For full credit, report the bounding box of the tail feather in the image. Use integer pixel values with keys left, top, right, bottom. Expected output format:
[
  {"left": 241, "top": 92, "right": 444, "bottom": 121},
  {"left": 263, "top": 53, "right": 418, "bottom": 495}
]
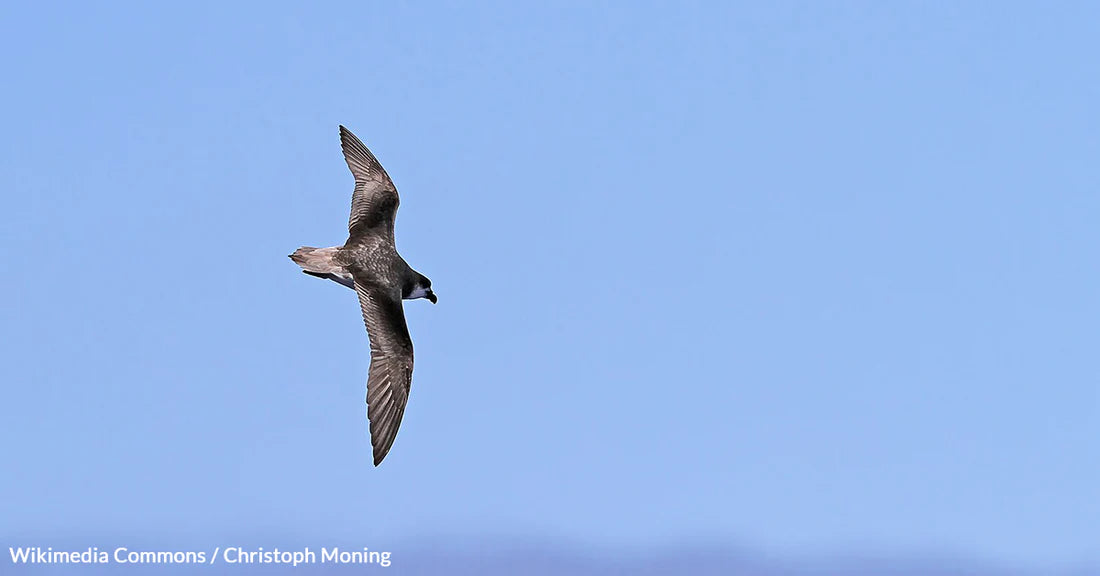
[{"left": 289, "top": 246, "right": 354, "bottom": 289}]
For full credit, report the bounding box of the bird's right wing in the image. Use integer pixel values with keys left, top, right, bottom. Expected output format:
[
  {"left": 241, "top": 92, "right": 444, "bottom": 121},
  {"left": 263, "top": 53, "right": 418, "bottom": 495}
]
[
  {"left": 340, "top": 125, "right": 400, "bottom": 239},
  {"left": 353, "top": 279, "right": 414, "bottom": 466}
]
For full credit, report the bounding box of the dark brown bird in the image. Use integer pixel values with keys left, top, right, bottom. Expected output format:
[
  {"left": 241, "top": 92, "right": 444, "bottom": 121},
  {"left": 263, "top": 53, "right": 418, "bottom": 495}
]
[{"left": 290, "top": 126, "right": 436, "bottom": 466}]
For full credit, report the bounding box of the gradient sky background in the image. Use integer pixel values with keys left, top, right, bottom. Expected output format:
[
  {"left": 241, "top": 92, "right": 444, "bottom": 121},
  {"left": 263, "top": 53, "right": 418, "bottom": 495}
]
[{"left": 1, "top": 1, "right": 1097, "bottom": 572}]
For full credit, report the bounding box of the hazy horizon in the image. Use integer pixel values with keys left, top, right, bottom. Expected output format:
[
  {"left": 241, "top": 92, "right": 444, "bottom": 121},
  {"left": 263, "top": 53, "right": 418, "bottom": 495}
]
[{"left": 3, "top": 534, "right": 1096, "bottom": 575}]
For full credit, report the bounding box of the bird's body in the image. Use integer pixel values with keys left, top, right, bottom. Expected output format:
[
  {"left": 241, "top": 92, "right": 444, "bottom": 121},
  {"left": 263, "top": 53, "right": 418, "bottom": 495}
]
[{"left": 290, "top": 126, "right": 436, "bottom": 466}]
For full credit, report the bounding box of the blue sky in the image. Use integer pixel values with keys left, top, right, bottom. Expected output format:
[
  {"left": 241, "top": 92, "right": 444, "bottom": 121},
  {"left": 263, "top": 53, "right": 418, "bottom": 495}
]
[{"left": 1, "top": 1, "right": 1097, "bottom": 572}]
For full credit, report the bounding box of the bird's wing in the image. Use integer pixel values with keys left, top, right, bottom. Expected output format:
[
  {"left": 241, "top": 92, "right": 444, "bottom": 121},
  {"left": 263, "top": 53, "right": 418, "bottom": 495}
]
[
  {"left": 353, "top": 278, "right": 414, "bottom": 466},
  {"left": 340, "top": 125, "right": 400, "bottom": 239}
]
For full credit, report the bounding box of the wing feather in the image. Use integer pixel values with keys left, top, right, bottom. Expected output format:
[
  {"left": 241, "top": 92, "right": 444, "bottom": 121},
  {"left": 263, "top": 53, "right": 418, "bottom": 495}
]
[
  {"left": 340, "top": 125, "right": 400, "bottom": 238},
  {"left": 353, "top": 279, "right": 414, "bottom": 466}
]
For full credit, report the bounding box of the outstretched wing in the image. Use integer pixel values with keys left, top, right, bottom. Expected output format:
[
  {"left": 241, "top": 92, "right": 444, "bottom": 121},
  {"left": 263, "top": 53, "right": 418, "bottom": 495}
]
[
  {"left": 353, "top": 279, "right": 414, "bottom": 466},
  {"left": 340, "top": 125, "right": 400, "bottom": 239}
]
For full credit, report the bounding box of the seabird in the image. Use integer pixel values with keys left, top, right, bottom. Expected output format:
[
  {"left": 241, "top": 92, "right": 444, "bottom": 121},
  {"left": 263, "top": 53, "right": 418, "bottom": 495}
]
[{"left": 290, "top": 125, "right": 436, "bottom": 466}]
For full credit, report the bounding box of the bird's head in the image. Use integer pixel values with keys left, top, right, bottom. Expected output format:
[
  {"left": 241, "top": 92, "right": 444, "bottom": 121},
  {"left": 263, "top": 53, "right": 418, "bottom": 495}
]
[{"left": 404, "top": 272, "right": 437, "bottom": 304}]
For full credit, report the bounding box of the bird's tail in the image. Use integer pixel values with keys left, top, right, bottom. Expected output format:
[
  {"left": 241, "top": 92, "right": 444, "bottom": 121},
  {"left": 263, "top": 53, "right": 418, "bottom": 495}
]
[
  {"left": 290, "top": 246, "right": 339, "bottom": 273},
  {"left": 289, "top": 246, "right": 354, "bottom": 288}
]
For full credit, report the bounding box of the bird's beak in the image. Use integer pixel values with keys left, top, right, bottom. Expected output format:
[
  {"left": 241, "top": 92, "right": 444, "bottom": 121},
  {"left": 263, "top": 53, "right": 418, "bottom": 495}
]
[{"left": 427, "top": 291, "right": 437, "bottom": 304}]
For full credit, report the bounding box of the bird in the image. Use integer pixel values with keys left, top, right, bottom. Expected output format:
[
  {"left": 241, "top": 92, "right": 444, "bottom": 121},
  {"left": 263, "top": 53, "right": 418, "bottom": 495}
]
[{"left": 290, "top": 125, "right": 436, "bottom": 466}]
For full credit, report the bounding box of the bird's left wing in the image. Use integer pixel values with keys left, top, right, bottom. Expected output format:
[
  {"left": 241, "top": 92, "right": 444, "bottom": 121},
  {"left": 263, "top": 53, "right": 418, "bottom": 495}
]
[{"left": 340, "top": 125, "right": 400, "bottom": 240}]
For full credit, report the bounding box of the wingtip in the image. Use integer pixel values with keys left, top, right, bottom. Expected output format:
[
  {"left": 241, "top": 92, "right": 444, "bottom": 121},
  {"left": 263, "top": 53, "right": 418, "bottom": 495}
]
[{"left": 339, "top": 125, "right": 364, "bottom": 152}]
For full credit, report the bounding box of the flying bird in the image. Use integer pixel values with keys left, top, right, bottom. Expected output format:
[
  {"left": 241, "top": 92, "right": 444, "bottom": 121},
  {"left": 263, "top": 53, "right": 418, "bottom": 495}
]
[{"left": 290, "top": 126, "right": 436, "bottom": 466}]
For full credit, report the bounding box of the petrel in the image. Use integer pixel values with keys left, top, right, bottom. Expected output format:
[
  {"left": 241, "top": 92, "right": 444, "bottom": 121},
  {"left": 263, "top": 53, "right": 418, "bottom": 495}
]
[{"left": 290, "top": 126, "right": 436, "bottom": 466}]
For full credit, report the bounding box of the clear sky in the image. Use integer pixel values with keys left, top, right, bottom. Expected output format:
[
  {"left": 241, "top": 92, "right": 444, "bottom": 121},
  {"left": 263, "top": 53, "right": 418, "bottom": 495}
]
[{"left": 1, "top": 1, "right": 1097, "bottom": 572}]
